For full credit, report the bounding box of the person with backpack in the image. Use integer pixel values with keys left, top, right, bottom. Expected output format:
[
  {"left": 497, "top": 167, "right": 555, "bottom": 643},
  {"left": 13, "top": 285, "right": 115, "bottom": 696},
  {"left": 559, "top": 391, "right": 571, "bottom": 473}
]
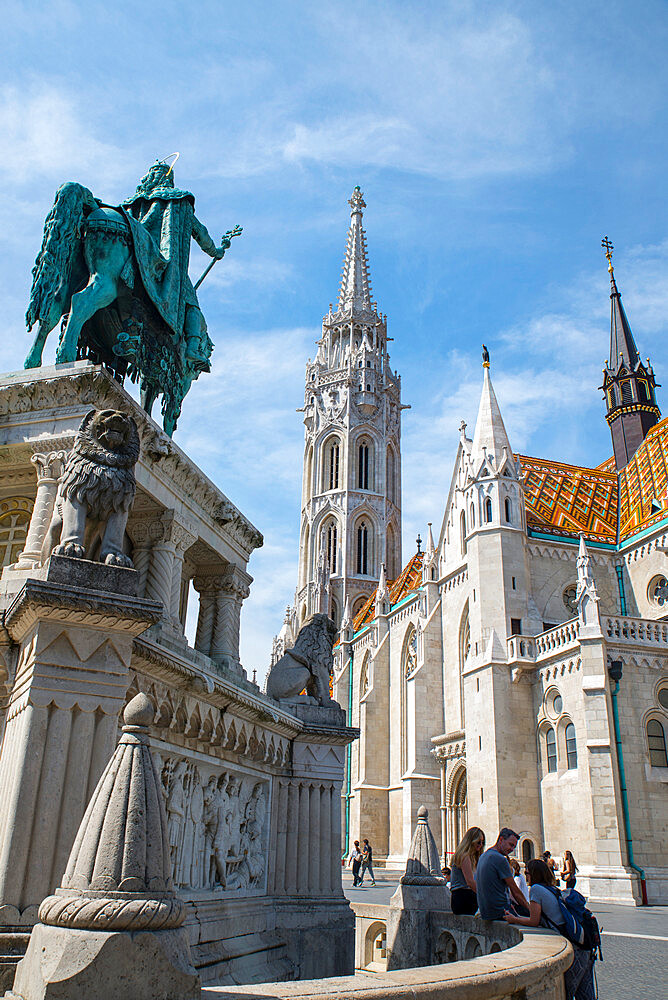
[{"left": 503, "top": 858, "right": 597, "bottom": 1000}]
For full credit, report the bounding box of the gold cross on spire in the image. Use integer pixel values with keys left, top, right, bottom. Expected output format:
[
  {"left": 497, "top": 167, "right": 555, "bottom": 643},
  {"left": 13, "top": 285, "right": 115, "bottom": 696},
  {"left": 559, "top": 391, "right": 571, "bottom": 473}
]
[{"left": 601, "top": 236, "right": 615, "bottom": 279}]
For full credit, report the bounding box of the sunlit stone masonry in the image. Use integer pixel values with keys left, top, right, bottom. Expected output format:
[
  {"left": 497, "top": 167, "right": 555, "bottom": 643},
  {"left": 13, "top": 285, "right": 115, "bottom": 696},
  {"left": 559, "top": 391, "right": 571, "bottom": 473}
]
[{"left": 0, "top": 362, "right": 356, "bottom": 988}]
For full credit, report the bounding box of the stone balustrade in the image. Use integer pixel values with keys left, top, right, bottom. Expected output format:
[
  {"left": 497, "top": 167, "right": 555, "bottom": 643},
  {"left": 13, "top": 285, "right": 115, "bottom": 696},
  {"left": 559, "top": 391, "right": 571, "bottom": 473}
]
[
  {"left": 535, "top": 619, "right": 580, "bottom": 658},
  {"left": 604, "top": 614, "right": 668, "bottom": 647},
  {"left": 203, "top": 919, "right": 572, "bottom": 1000},
  {"left": 506, "top": 634, "right": 536, "bottom": 662}
]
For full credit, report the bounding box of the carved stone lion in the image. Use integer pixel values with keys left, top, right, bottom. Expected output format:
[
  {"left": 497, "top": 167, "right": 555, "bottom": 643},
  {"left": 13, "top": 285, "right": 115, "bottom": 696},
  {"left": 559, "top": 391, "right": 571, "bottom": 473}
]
[
  {"left": 42, "top": 409, "right": 140, "bottom": 567},
  {"left": 265, "top": 613, "right": 336, "bottom": 705}
]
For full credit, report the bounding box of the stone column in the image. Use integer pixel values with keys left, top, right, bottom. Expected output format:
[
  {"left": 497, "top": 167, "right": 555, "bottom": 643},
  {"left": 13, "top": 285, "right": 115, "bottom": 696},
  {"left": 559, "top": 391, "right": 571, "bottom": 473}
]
[
  {"left": 210, "top": 564, "right": 252, "bottom": 672},
  {"left": 15, "top": 451, "right": 66, "bottom": 568},
  {"left": 144, "top": 513, "right": 196, "bottom": 632},
  {"left": 0, "top": 562, "right": 160, "bottom": 928},
  {"left": 126, "top": 519, "right": 152, "bottom": 597},
  {"left": 193, "top": 575, "right": 220, "bottom": 656}
]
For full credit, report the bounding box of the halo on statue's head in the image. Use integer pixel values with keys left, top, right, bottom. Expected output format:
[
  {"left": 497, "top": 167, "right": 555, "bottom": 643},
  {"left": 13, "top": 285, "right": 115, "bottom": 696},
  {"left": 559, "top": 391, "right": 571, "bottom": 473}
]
[{"left": 159, "top": 151, "right": 180, "bottom": 176}]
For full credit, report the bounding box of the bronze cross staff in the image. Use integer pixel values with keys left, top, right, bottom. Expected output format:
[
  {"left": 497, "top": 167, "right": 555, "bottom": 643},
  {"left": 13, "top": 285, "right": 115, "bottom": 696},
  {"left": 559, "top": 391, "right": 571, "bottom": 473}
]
[{"left": 194, "top": 225, "right": 243, "bottom": 290}]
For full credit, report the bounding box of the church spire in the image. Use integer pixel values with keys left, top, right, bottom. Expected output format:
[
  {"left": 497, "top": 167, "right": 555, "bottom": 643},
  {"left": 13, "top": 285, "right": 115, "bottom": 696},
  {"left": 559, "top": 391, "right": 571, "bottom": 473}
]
[
  {"left": 600, "top": 238, "right": 660, "bottom": 471},
  {"left": 470, "top": 347, "right": 514, "bottom": 471},
  {"left": 337, "top": 187, "right": 374, "bottom": 314}
]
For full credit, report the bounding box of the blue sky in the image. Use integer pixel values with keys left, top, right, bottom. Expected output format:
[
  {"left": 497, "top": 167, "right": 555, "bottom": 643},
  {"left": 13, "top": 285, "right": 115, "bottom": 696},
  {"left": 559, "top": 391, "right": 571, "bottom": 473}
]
[{"left": 2, "top": 1, "right": 667, "bottom": 679}]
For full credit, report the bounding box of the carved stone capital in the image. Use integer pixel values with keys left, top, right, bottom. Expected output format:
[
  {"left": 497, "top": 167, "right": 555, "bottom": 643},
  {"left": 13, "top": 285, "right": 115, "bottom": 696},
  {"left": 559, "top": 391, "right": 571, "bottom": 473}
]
[
  {"left": 220, "top": 564, "right": 253, "bottom": 601},
  {"left": 30, "top": 450, "right": 67, "bottom": 482}
]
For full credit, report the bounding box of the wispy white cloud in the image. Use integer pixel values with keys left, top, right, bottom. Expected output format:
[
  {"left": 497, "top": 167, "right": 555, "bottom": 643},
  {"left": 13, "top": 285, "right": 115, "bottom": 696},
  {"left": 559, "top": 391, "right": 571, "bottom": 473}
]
[{"left": 0, "top": 85, "right": 132, "bottom": 188}]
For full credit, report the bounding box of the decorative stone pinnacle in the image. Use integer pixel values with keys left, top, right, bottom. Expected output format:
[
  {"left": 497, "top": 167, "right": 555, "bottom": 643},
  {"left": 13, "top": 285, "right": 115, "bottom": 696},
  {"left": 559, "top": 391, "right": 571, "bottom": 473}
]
[
  {"left": 400, "top": 805, "right": 446, "bottom": 885},
  {"left": 348, "top": 186, "right": 366, "bottom": 215},
  {"left": 37, "top": 692, "right": 185, "bottom": 932}
]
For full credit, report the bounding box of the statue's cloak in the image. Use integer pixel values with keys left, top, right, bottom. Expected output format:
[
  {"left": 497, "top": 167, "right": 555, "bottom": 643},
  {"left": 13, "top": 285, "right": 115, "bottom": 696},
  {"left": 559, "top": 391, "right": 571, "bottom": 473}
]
[{"left": 121, "top": 186, "right": 201, "bottom": 339}]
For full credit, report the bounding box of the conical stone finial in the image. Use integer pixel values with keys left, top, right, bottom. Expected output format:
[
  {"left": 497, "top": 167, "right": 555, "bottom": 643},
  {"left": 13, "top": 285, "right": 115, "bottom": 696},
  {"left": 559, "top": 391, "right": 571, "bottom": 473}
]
[
  {"left": 400, "top": 806, "right": 446, "bottom": 885},
  {"left": 38, "top": 692, "right": 184, "bottom": 931}
]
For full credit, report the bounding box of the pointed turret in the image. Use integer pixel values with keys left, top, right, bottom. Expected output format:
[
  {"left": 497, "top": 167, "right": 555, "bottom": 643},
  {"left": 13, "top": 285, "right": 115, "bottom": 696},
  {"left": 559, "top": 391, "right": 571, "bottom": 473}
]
[
  {"left": 470, "top": 347, "right": 514, "bottom": 473},
  {"left": 337, "top": 186, "right": 373, "bottom": 313},
  {"left": 600, "top": 238, "right": 660, "bottom": 470},
  {"left": 375, "top": 562, "right": 390, "bottom": 617}
]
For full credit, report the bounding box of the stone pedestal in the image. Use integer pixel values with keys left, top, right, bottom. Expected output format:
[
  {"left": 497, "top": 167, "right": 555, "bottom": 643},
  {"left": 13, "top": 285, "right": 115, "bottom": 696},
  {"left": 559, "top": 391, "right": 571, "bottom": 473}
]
[
  {"left": 8, "top": 924, "right": 199, "bottom": 1000},
  {"left": 0, "top": 559, "right": 160, "bottom": 927}
]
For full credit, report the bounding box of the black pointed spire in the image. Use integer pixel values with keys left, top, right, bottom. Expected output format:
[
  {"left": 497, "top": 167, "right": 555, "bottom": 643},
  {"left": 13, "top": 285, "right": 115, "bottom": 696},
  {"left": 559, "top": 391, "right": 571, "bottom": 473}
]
[{"left": 600, "top": 238, "right": 660, "bottom": 470}]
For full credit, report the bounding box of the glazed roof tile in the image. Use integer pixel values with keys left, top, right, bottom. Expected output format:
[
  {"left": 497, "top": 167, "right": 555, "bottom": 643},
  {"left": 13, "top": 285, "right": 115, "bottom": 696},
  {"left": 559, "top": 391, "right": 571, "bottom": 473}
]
[
  {"left": 618, "top": 415, "right": 668, "bottom": 541},
  {"left": 516, "top": 454, "right": 618, "bottom": 543}
]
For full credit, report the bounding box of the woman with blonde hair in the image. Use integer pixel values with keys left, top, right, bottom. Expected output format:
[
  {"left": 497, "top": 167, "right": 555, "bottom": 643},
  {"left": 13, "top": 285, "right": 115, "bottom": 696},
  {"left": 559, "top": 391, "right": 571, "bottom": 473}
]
[{"left": 449, "top": 827, "right": 485, "bottom": 915}]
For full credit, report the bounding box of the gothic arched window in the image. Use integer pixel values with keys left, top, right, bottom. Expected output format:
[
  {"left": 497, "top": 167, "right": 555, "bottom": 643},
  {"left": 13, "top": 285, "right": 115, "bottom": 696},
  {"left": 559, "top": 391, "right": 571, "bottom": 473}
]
[
  {"left": 325, "top": 520, "right": 338, "bottom": 575},
  {"left": 647, "top": 719, "right": 668, "bottom": 767},
  {"left": 460, "top": 511, "right": 467, "bottom": 555},
  {"left": 485, "top": 497, "right": 493, "bottom": 523},
  {"left": 470, "top": 502, "right": 475, "bottom": 527},
  {"left": 360, "top": 654, "right": 370, "bottom": 698},
  {"left": 504, "top": 496, "right": 512, "bottom": 523},
  {"left": 621, "top": 380, "right": 633, "bottom": 404},
  {"left": 403, "top": 626, "right": 418, "bottom": 678},
  {"left": 358, "top": 440, "right": 370, "bottom": 490},
  {"left": 546, "top": 727, "right": 557, "bottom": 773},
  {"left": 386, "top": 446, "right": 396, "bottom": 503},
  {"left": 357, "top": 521, "right": 369, "bottom": 575},
  {"left": 459, "top": 603, "right": 470, "bottom": 671},
  {"left": 565, "top": 723, "right": 577, "bottom": 769},
  {"left": 327, "top": 440, "right": 340, "bottom": 490}
]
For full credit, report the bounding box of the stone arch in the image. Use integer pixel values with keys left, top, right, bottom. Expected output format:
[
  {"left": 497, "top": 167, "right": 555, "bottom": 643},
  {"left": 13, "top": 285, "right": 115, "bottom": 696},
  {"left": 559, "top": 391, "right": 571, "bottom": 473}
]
[
  {"left": 447, "top": 762, "right": 468, "bottom": 850},
  {"left": 352, "top": 594, "right": 367, "bottom": 619},
  {"left": 303, "top": 443, "right": 314, "bottom": 503},
  {"left": 434, "top": 930, "right": 458, "bottom": 964},
  {"left": 464, "top": 936, "right": 482, "bottom": 960},
  {"left": 320, "top": 432, "right": 343, "bottom": 492},
  {"left": 364, "top": 920, "right": 387, "bottom": 968},
  {"left": 386, "top": 443, "right": 398, "bottom": 504},
  {"left": 490, "top": 942, "right": 503, "bottom": 954},
  {"left": 352, "top": 507, "right": 378, "bottom": 577}
]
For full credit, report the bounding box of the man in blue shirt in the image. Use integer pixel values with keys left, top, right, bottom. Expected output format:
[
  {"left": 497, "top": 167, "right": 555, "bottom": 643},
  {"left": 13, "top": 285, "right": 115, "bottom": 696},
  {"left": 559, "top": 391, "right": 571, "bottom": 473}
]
[{"left": 476, "top": 828, "right": 529, "bottom": 919}]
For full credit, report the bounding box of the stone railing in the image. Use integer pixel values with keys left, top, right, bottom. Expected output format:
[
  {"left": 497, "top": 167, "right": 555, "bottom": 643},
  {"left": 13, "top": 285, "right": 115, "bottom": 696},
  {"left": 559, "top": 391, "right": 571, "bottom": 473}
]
[
  {"left": 507, "top": 635, "right": 537, "bottom": 662},
  {"left": 203, "top": 921, "right": 572, "bottom": 1000},
  {"left": 535, "top": 619, "right": 579, "bottom": 659},
  {"left": 604, "top": 615, "right": 668, "bottom": 648}
]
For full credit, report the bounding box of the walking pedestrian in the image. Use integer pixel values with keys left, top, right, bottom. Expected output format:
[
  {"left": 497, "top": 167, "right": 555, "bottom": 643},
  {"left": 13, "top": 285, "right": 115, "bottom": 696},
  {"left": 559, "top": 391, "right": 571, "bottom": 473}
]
[
  {"left": 360, "top": 838, "right": 376, "bottom": 885},
  {"left": 349, "top": 841, "right": 363, "bottom": 886}
]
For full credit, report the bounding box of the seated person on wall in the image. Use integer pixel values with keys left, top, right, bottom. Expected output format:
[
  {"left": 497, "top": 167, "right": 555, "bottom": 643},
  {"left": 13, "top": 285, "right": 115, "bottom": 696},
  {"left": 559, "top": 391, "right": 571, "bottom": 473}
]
[
  {"left": 504, "top": 859, "right": 595, "bottom": 1000},
  {"left": 475, "top": 828, "right": 529, "bottom": 920},
  {"left": 449, "top": 827, "right": 485, "bottom": 915}
]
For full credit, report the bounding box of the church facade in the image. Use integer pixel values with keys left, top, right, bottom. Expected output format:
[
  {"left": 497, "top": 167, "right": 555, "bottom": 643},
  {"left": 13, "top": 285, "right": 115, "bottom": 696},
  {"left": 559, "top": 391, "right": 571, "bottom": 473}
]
[{"left": 330, "top": 246, "right": 668, "bottom": 906}]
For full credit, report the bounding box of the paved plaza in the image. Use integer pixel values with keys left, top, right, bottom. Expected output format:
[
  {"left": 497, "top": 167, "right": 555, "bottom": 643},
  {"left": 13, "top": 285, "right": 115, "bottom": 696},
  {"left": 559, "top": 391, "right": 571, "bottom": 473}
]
[{"left": 343, "top": 874, "right": 668, "bottom": 1000}]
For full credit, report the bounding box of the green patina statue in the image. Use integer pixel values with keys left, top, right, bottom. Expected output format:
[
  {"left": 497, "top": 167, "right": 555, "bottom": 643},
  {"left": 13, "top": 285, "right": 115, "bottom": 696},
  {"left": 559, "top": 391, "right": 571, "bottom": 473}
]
[{"left": 25, "top": 158, "right": 241, "bottom": 436}]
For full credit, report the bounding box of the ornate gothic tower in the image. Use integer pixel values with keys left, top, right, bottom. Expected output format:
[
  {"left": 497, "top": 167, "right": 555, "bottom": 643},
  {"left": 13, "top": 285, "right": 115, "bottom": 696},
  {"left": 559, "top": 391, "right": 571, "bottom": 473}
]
[
  {"left": 600, "top": 238, "right": 660, "bottom": 470},
  {"left": 294, "top": 187, "right": 403, "bottom": 629}
]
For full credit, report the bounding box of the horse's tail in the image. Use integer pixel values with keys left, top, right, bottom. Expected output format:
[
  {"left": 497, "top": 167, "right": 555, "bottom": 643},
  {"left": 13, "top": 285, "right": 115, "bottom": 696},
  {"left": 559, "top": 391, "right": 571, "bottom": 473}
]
[{"left": 26, "top": 182, "right": 97, "bottom": 333}]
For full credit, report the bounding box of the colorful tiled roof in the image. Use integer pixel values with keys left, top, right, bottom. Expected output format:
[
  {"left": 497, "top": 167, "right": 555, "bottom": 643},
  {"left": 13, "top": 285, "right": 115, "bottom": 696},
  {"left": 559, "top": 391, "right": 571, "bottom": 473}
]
[
  {"left": 516, "top": 454, "right": 617, "bottom": 544},
  {"left": 352, "top": 552, "right": 424, "bottom": 632},
  {"left": 618, "top": 415, "right": 668, "bottom": 541}
]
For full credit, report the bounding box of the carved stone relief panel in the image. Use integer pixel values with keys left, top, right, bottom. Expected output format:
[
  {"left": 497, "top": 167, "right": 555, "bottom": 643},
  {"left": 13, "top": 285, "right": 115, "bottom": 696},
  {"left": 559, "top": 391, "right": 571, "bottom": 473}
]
[{"left": 154, "top": 742, "right": 271, "bottom": 898}]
